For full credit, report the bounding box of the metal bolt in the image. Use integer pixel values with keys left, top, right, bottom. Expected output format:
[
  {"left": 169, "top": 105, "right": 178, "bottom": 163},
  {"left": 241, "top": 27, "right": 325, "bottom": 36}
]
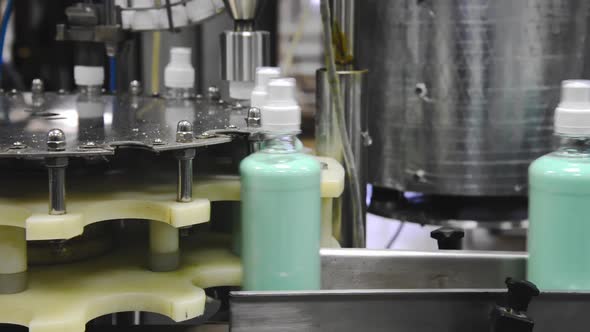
[
  {"left": 31, "top": 78, "right": 44, "bottom": 95},
  {"left": 80, "top": 141, "right": 97, "bottom": 149},
  {"left": 208, "top": 86, "right": 221, "bottom": 101},
  {"left": 226, "top": 124, "right": 239, "bottom": 130},
  {"left": 11, "top": 141, "right": 26, "bottom": 149},
  {"left": 153, "top": 138, "right": 165, "bottom": 145},
  {"left": 176, "top": 120, "right": 194, "bottom": 143},
  {"left": 246, "top": 107, "right": 261, "bottom": 128},
  {"left": 58, "top": 89, "right": 67, "bottom": 95},
  {"left": 47, "top": 129, "right": 66, "bottom": 151},
  {"left": 10, "top": 89, "right": 18, "bottom": 96},
  {"left": 129, "top": 80, "right": 142, "bottom": 96}
]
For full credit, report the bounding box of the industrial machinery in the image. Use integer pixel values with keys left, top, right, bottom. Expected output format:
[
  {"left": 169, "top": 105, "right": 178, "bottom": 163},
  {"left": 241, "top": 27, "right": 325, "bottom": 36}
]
[
  {"left": 1, "top": 0, "right": 590, "bottom": 331},
  {"left": 359, "top": 0, "right": 590, "bottom": 250}
]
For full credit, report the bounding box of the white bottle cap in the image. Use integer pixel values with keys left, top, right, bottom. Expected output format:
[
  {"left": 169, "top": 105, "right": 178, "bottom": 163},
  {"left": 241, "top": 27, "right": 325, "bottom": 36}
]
[
  {"left": 130, "top": 0, "right": 159, "bottom": 30},
  {"left": 251, "top": 67, "right": 281, "bottom": 109},
  {"left": 74, "top": 66, "right": 104, "bottom": 86},
  {"left": 164, "top": 47, "right": 195, "bottom": 89},
  {"left": 229, "top": 81, "right": 255, "bottom": 100},
  {"left": 555, "top": 80, "right": 590, "bottom": 136},
  {"left": 186, "top": 0, "right": 216, "bottom": 22},
  {"left": 261, "top": 78, "right": 301, "bottom": 133}
]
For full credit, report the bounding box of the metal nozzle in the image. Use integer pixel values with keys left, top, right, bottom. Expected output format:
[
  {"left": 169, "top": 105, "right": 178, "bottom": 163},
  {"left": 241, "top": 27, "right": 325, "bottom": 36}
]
[{"left": 223, "top": 0, "right": 264, "bottom": 27}]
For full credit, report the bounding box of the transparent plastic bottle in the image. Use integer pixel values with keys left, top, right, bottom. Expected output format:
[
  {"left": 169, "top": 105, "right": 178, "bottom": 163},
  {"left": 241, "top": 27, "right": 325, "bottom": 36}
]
[
  {"left": 240, "top": 78, "right": 322, "bottom": 291},
  {"left": 528, "top": 80, "right": 590, "bottom": 290}
]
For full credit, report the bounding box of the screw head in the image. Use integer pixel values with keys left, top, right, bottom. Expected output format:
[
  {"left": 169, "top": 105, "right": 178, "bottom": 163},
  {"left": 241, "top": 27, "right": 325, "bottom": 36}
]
[
  {"left": 176, "top": 120, "right": 194, "bottom": 143},
  {"left": 153, "top": 138, "right": 165, "bottom": 145},
  {"left": 9, "top": 89, "right": 18, "bottom": 96},
  {"left": 80, "top": 141, "right": 97, "bottom": 149},
  {"left": 32, "top": 78, "right": 44, "bottom": 94},
  {"left": 58, "top": 89, "right": 67, "bottom": 95},
  {"left": 47, "top": 129, "right": 66, "bottom": 151},
  {"left": 10, "top": 141, "right": 26, "bottom": 149},
  {"left": 129, "top": 80, "right": 142, "bottom": 96},
  {"left": 246, "top": 107, "right": 261, "bottom": 127},
  {"left": 208, "top": 86, "right": 221, "bottom": 101}
]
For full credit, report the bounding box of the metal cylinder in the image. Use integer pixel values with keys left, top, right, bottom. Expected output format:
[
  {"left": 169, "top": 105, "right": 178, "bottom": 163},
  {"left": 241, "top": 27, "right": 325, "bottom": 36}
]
[
  {"left": 46, "top": 157, "right": 68, "bottom": 215},
  {"left": 356, "top": 0, "right": 590, "bottom": 196},
  {"left": 316, "top": 69, "right": 368, "bottom": 248},
  {"left": 220, "top": 30, "right": 270, "bottom": 82},
  {"left": 176, "top": 149, "right": 196, "bottom": 203}
]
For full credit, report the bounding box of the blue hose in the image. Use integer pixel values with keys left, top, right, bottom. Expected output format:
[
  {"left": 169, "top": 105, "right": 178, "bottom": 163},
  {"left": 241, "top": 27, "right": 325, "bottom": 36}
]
[
  {"left": 0, "top": 0, "right": 14, "bottom": 85},
  {"left": 108, "top": 56, "right": 116, "bottom": 93}
]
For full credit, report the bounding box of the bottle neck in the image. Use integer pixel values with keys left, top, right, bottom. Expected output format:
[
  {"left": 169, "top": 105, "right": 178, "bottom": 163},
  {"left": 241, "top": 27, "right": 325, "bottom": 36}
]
[
  {"left": 78, "top": 85, "right": 102, "bottom": 98},
  {"left": 556, "top": 136, "right": 590, "bottom": 156},
  {"left": 166, "top": 87, "right": 195, "bottom": 100},
  {"left": 261, "top": 134, "right": 300, "bottom": 153}
]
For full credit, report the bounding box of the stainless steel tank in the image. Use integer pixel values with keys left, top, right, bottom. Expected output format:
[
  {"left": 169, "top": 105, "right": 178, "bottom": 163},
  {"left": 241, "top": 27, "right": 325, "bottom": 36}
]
[{"left": 357, "top": 0, "right": 590, "bottom": 196}]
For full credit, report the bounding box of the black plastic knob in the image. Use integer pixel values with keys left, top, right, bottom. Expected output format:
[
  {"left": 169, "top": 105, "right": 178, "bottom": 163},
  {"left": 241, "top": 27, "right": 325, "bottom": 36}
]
[
  {"left": 505, "top": 278, "right": 540, "bottom": 312},
  {"left": 490, "top": 278, "right": 540, "bottom": 332},
  {"left": 430, "top": 227, "right": 464, "bottom": 250}
]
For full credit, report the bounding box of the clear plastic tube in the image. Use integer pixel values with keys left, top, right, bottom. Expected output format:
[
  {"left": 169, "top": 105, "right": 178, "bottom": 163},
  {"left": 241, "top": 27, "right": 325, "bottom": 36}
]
[{"left": 319, "top": 0, "right": 365, "bottom": 247}]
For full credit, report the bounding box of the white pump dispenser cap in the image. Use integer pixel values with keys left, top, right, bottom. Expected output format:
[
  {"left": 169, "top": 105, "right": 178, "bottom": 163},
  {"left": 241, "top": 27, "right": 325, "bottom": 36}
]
[
  {"left": 164, "top": 47, "right": 195, "bottom": 89},
  {"left": 261, "top": 78, "right": 301, "bottom": 133},
  {"left": 555, "top": 80, "right": 590, "bottom": 136},
  {"left": 74, "top": 66, "right": 104, "bottom": 86},
  {"left": 251, "top": 67, "right": 281, "bottom": 108}
]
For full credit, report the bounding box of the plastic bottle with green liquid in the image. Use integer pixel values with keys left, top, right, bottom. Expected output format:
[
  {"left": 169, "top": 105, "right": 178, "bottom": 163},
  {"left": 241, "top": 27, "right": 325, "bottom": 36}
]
[
  {"left": 240, "top": 78, "right": 322, "bottom": 291},
  {"left": 529, "top": 80, "right": 590, "bottom": 290}
]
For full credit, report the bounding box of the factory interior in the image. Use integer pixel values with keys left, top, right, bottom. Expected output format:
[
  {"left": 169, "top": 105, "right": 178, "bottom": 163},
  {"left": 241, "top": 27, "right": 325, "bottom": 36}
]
[{"left": 0, "top": 0, "right": 589, "bottom": 331}]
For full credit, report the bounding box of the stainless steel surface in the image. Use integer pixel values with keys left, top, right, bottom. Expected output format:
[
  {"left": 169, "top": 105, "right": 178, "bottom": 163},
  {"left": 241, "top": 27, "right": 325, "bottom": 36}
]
[
  {"left": 220, "top": 31, "right": 270, "bottom": 82},
  {"left": 357, "top": 0, "right": 590, "bottom": 196},
  {"left": 223, "top": 0, "right": 263, "bottom": 22},
  {"left": 230, "top": 290, "right": 590, "bottom": 332},
  {"left": 316, "top": 70, "right": 368, "bottom": 248},
  {"left": 320, "top": 248, "right": 526, "bottom": 289},
  {"left": 0, "top": 93, "right": 248, "bottom": 159}
]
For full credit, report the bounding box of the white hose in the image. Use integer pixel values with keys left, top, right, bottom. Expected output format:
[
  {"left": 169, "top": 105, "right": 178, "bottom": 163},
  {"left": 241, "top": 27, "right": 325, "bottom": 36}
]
[{"left": 319, "top": 0, "right": 365, "bottom": 247}]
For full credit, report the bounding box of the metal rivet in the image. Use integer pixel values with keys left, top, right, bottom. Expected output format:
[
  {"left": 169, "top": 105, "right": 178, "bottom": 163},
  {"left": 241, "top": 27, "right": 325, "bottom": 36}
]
[
  {"left": 10, "top": 141, "right": 26, "bottom": 149},
  {"left": 32, "top": 78, "right": 44, "bottom": 94},
  {"left": 129, "top": 80, "right": 142, "bottom": 96},
  {"left": 208, "top": 86, "right": 221, "bottom": 101},
  {"left": 153, "top": 138, "right": 165, "bottom": 145}
]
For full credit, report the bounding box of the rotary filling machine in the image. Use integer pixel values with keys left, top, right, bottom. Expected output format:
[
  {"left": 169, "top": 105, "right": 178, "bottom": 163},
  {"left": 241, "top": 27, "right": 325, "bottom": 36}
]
[{"left": 0, "top": 0, "right": 589, "bottom": 331}]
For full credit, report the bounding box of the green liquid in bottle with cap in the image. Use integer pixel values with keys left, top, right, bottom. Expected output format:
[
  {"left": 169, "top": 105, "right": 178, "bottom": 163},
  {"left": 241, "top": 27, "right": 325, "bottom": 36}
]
[
  {"left": 528, "top": 80, "right": 590, "bottom": 290},
  {"left": 239, "top": 78, "right": 322, "bottom": 291}
]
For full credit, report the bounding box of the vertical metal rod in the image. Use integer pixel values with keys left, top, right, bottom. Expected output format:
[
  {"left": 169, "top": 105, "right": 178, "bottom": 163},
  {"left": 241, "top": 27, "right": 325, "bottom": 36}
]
[
  {"left": 175, "top": 120, "right": 196, "bottom": 203},
  {"left": 177, "top": 156, "right": 194, "bottom": 202},
  {"left": 46, "top": 129, "right": 68, "bottom": 215},
  {"left": 48, "top": 165, "right": 67, "bottom": 215}
]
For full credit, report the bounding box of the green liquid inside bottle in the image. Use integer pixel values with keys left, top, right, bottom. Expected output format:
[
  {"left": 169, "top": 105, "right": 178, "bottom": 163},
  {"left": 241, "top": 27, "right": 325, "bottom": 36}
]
[
  {"left": 240, "top": 135, "right": 321, "bottom": 291},
  {"left": 528, "top": 138, "right": 590, "bottom": 290}
]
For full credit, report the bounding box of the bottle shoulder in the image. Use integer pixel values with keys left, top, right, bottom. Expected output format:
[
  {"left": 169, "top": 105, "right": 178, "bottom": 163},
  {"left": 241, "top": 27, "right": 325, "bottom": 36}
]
[
  {"left": 530, "top": 152, "right": 590, "bottom": 179},
  {"left": 240, "top": 151, "right": 321, "bottom": 174}
]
